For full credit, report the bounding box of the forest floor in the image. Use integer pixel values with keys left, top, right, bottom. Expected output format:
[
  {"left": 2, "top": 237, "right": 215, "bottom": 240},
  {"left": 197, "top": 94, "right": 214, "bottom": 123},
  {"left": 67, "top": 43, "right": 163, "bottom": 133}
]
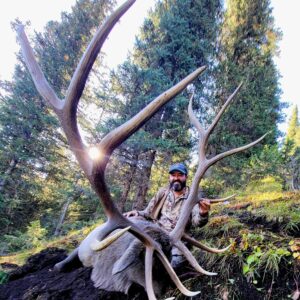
[
  {"left": 164, "top": 178, "right": 300, "bottom": 299},
  {"left": 0, "top": 178, "right": 300, "bottom": 299}
]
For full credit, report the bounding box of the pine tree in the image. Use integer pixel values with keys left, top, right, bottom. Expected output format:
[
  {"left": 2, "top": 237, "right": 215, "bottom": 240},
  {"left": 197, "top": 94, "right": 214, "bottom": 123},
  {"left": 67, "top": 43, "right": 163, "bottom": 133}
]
[
  {"left": 286, "top": 105, "right": 300, "bottom": 147},
  {"left": 283, "top": 105, "right": 300, "bottom": 190},
  {"left": 210, "top": 0, "right": 285, "bottom": 187},
  {"left": 0, "top": 0, "right": 115, "bottom": 238}
]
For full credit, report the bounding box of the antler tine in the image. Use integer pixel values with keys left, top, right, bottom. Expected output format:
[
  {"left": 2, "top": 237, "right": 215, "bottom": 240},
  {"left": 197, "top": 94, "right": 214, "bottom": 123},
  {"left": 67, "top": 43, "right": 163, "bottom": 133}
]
[
  {"left": 65, "top": 0, "right": 137, "bottom": 119},
  {"left": 63, "top": 0, "right": 137, "bottom": 174},
  {"left": 99, "top": 66, "right": 207, "bottom": 158},
  {"left": 145, "top": 247, "right": 156, "bottom": 300},
  {"left": 16, "top": 25, "right": 62, "bottom": 112},
  {"left": 16, "top": 0, "right": 138, "bottom": 176},
  {"left": 91, "top": 226, "right": 131, "bottom": 251},
  {"left": 208, "top": 132, "right": 269, "bottom": 167},
  {"left": 205, "top": 82, "right": 243, "bottom": 141},
  {"left": 17, "top": 24, "right": 92, "bottom": 174},
  {"left": 188, "top": 92, "right": 205, "bottom": 136},
  {"left": 174, "top": 241, "right": 217, "bottom": 276},
  {"left": 209, "top": 193, "right": 236, "bottom": 204},
  {"left": 155, "top": 248, "right": 201, "bottom": 297},
  {"left": 183, "top": 233, "right": 231, "bottom": 254}
]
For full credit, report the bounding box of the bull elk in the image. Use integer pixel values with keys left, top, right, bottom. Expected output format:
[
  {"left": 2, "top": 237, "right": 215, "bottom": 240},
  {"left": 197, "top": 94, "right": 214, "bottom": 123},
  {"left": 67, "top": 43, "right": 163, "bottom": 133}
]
[{"left": 16, "top": 0, "right": 267, "bottom": 299}]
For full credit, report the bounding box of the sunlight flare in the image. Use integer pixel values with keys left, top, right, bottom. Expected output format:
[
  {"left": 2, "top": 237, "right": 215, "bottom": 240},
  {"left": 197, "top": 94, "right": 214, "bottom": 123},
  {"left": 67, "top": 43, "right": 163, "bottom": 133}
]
[{"left": 88, "top": 146, "right": 102, "bottom": 161}]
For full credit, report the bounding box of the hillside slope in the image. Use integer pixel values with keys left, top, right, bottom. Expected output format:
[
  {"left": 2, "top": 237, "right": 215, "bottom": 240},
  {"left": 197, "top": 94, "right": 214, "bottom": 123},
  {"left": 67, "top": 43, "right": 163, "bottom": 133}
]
[{"left": 1, "top": 181, "right": 299, "bottom": 299}]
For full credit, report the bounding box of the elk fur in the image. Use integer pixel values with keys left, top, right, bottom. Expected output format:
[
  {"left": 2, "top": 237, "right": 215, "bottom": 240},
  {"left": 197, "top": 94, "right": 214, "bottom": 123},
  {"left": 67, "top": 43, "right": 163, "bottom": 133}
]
[{"left": 78, "top": 217, "right": 172, "bottom": 295}]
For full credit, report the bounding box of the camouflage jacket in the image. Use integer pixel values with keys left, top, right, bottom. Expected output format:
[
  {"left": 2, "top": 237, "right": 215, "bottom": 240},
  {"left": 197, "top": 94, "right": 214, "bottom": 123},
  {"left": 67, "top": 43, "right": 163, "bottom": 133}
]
[{"left": 138, "top": 186, "right": 209, "bottom": 232}]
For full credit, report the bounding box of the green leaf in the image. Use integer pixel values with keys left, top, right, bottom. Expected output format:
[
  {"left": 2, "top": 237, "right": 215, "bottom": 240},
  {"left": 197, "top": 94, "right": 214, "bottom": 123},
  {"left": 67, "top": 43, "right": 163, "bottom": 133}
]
[
  {"left": 243, "top": 264, "right": 250, "bottom": 275},
  {"left": 246, "top": 254, "right": 257, "bottom": 265}
]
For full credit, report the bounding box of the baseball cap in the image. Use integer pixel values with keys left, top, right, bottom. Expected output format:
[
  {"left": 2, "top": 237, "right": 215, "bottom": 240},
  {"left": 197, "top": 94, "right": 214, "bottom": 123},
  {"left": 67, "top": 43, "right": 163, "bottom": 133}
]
[{"left": 168, "top": 163, "right": 188, "bottom": 175}]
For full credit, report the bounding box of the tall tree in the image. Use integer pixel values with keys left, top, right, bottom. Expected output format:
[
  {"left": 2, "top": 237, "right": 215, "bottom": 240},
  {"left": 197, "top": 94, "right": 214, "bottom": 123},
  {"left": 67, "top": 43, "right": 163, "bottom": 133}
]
[
  {"left": 286, "top": 105, "right": 300, "bottom": 148},
  {"left": 283, "top": 105, "right": 300, "bottom": 190},
  {"left": 0, "top": 0, "right": 115, "bottom": 237},
  {"left": 210, "top": 0, "right": 285, "bottom": 186}
]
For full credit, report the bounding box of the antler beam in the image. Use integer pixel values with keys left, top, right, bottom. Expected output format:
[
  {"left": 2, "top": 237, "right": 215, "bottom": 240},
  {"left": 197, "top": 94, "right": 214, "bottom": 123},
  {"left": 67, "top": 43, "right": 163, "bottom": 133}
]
[{"left": 17, "top": 1, "right": 207, "bottom": 298}]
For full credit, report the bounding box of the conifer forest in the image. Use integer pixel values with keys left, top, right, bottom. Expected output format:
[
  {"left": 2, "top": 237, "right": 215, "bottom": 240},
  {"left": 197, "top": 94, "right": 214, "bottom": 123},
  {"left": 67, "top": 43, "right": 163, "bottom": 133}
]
[{"left": 0, "top": 1, "right": 299, "bottom": 299}]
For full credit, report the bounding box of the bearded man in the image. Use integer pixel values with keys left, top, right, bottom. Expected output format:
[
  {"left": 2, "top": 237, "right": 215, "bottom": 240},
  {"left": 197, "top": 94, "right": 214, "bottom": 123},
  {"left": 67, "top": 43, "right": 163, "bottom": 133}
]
[{"left": 124, "top": 162, "right": 211, "bottom": 267}]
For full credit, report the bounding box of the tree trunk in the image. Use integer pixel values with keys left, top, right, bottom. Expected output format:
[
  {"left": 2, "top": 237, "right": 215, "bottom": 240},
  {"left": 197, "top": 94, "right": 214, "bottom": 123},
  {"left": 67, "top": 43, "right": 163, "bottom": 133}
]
[
  {"left": 54, "top": 197, "right": 73, "bottom": 237},
  {"left": 0, "top": 158, "right": 18, "bottom": 193},
  {"left": 118, "top": 157, "right": 138, "bottom": 212},
  {"left": 133, "top": 150, "right": 156, "bottom": 211},
  {"left": 54, "top": 184, "right": 82, "bottom": 236}
]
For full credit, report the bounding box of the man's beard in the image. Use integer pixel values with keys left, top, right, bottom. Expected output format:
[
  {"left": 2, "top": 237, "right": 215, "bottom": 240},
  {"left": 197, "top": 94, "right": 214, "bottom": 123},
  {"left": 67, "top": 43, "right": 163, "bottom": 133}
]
[{"left": 170, "top": 180, "right": 186, "bottom": 192}]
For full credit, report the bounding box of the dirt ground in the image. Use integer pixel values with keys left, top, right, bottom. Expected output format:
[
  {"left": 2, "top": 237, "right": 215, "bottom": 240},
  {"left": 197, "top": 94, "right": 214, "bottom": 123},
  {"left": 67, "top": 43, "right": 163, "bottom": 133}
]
[{"left": 0, "top": 248, "right": 146, "bottom": 300}]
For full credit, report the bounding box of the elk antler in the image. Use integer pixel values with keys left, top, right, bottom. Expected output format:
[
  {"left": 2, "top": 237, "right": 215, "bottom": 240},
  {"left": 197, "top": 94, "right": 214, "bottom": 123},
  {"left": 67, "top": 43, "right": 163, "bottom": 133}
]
[
  {"left": 209, "top": 193, "right": 236, "bottom": 203},
  {"left": 169, "top": 84, "right": 268, "bottom": 274},
  {"left": 17, "top": 0, "right": 206, "bottom": 299},
  {"left": 183, "top": 233, "right": 231, "bottom": 253}
]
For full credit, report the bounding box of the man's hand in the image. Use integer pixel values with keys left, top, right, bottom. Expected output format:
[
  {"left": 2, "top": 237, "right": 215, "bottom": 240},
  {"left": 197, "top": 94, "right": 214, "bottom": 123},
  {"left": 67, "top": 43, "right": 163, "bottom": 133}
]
[
  {"left": 199, "top": 198, "right": 211, "bottom": 216},
  {"left": 123, "top": 210, "right": 139, "bottom": 218}
]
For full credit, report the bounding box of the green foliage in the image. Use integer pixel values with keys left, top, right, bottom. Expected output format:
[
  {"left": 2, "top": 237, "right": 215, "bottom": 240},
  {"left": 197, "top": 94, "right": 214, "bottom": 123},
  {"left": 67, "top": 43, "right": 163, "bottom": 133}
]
[
  {"left": 245, "top": 176, "right": 283, "bottom": 194},
  {"left": 182, "top": 176, "right": 299, "bottom": 299},
  {"left": 208, "top": 0, "right": 285, "bottom": 188},
  {"left": 188, "top": 215, "right": 297, "bottom": 298},
  {"left": 286, "top": 106, "right": 299, "bottom": 147},
  {"left": 242, "top": 246, "right": 263, "bottom": 280},
  {"left": 26, "top": 220, "right": 48, "bottom": 248},
  {"left": 260, "top": 247, "right": 291, "bottom": 277},
  {"left": 0, "top": 232, "right": 31, "bottom": 253},
  {"left": 0, "top": 219, "right": 103, "bottom": 266},
  {"left": 0, "top": 0, "right": 115, "bottom": 239},
  {"left": 242, "top": 241, "right": 291, "bottom": 283},
  {"left": 0, "top": 270, "right": 9, "bottom": 285},
  {"left": 281, "top": 105, "right": 300, "bottom": 190},
  {"left": 0, "top": 220, "right": 48, "bottom": 252},
  {"left": 200, "top": 215, "right": 244, "bottom": 239},
  {"left": 247, "top": 145, "right": 284, "bottom": 180}
]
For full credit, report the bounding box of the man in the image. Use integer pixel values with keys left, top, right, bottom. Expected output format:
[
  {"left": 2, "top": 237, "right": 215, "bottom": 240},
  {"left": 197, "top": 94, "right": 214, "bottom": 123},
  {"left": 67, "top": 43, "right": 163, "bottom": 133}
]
[{"left": 124, "top": 162, "right": 211, "bottom": 267}]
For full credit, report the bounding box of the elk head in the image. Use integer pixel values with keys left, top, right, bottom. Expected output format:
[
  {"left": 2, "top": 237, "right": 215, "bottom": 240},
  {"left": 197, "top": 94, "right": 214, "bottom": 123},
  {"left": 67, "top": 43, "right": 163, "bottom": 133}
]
[{"left": 16, "top": 0, "right": 267, "bottom": 299}]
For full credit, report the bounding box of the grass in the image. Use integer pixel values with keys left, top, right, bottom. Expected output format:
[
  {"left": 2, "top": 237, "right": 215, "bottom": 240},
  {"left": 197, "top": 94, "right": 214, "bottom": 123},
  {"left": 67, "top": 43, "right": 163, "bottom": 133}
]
[{"left": 179, "top": 177, "right": 300, "bottom": 299}]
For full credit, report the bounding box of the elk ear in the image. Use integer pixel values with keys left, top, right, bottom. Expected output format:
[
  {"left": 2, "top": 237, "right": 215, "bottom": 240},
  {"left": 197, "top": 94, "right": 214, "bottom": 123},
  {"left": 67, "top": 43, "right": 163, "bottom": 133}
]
[{"left": 112, "top": 239, "right": 144, "bottom": 275}]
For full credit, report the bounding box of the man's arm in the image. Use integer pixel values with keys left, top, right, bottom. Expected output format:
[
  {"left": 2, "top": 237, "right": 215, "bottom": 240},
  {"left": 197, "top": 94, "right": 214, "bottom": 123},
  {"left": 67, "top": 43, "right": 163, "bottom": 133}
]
[{"left": 123, "top": 187, "right": 167, "bottom": 219}]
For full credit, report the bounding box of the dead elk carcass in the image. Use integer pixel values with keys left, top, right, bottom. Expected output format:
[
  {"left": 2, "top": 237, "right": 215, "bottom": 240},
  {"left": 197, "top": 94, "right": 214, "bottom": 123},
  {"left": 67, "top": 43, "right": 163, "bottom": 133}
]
[
  {"left": 79, "top": 218, "right": 172, "bottom": 296},
  {"left": 16, "top": 0, "right": 267, "bottom": 299}
]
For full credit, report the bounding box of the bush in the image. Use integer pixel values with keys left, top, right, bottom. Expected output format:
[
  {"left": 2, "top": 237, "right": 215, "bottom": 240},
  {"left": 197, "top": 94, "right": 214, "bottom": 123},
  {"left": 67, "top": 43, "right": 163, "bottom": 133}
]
[{"left": 0, "top": 220, "right": 48, "bottom": 254}]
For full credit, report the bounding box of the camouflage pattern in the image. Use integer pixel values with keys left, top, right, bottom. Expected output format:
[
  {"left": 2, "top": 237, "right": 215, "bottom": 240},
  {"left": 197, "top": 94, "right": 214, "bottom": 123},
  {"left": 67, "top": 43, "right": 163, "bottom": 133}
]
[
  {"left": 139, "top": 186, "right": 208, "bottom": 232},
  {"left": 157, "top": 187, "right": 189, "bottom": 231}
]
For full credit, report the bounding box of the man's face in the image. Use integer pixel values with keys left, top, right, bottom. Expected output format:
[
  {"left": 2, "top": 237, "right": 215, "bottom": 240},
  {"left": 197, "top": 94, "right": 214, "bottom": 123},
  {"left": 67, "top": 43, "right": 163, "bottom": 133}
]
[{"left": 169, "top": 171, "right": 187, "bottom": 192}]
